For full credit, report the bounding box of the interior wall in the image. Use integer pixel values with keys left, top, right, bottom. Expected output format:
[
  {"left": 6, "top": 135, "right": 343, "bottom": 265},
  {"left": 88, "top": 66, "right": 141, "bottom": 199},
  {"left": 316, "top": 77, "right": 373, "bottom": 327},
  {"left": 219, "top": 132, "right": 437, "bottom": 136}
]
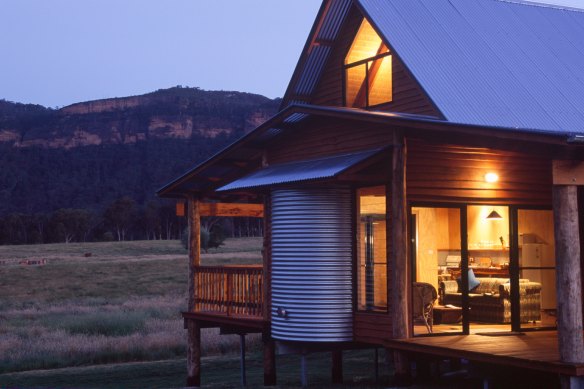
[
  {"left": 415, "top": 208, "right": 439, "bottom": 290},
  {"left": 467, "top": 206, "right": 510, "bottom": 250}
]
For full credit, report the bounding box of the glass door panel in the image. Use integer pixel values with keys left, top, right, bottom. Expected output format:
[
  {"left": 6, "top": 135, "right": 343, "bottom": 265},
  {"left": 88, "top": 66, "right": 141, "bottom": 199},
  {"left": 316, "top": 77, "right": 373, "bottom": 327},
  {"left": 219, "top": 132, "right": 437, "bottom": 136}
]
[
  {"left": 466, "top": 205, "right": 512, "bottom": 332},
  {"left": 518, "top": 209, "right": 556, "bottom": 330},
  {"left": 412, "top": 207, "right": 462, "bottom": 336},
  {"left": 357, "top": 186, "right": 387, "bottom": 312}
]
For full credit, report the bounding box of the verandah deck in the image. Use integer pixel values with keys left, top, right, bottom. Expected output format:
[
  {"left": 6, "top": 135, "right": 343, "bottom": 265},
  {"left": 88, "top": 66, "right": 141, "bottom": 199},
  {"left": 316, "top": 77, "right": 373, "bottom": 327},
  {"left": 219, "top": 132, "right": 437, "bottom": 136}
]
[{"left": 386, "top": 331, "right": 584, "bottom": 376}]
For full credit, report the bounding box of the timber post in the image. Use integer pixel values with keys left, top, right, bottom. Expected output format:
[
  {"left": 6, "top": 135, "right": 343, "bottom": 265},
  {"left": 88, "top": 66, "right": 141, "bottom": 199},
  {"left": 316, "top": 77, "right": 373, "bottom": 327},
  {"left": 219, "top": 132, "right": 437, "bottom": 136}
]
[
  {"left": 186, "top": 319, "right": 201, "bottom": 387},
  {"left": 391, "top": 130, "right": 411, "bottom": 384},
  {"left": 187, "top": 196, "right": 201, "bottom": 387},
  {"left": 263, "top": 335, "right": 277, "bottom": 386},
  {"left": 331, "top": 350, "right": 343, "bottom": 384},
  {"left": 553, "top": 185, "right": 584, "bottom": 364}
]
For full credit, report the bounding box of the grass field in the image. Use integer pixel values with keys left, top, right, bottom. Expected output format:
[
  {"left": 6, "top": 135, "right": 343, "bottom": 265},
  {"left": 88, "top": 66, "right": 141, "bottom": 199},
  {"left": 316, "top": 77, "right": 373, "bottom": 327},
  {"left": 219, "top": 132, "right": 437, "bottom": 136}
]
[
  {"left": 0, "top": 350, "right": 415, "bottom": 389},
  {"left": 0, "top": 239, "right": 532, "bottom": 388},
  {"left": 0, "top": 238, "right": 263, "bottom": 379}
]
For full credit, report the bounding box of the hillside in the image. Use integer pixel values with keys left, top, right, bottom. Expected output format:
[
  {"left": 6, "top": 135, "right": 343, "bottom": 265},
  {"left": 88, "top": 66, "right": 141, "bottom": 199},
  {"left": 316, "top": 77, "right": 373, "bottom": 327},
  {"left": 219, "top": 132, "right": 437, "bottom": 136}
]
[{"left": 0, "top": 87, "right": 279, "bottom": 216}]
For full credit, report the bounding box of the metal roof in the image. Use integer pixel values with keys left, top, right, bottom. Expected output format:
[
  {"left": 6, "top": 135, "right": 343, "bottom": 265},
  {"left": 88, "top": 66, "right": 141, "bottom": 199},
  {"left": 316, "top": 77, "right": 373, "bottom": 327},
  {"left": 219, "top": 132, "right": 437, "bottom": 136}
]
[
  {"left": 217, "top": 148, "right": 383, "bottom": 192},
  {"left": 281, "top": 0, "right": 353, "bottom": 107},
  {"left": 357, "top": 0, "right": 584, "bottom": 134}
]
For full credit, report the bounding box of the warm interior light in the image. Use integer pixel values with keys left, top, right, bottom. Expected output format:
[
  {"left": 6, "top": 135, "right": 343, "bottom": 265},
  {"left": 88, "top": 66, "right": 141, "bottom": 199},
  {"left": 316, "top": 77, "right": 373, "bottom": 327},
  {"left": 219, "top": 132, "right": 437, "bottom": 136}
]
[
  {"left": 484, "top": 172, "right": 499, "bottom": 183},
  {"left": 486, "top": 210, "right": 503, "bottom": 220},
  {"left": 345, "top": 19, "right": 387, "bottom": 65}
]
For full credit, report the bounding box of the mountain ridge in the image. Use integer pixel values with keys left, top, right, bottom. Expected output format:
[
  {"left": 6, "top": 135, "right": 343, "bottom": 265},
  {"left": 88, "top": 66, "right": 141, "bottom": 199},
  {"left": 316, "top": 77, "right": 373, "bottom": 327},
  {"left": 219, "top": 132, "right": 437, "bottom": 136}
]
[
  {"left": 0, "top": 87, "right": 279, "bottom": 217},
  {"left": 0, "top": 86, "right": 279, "bottom": 149}
]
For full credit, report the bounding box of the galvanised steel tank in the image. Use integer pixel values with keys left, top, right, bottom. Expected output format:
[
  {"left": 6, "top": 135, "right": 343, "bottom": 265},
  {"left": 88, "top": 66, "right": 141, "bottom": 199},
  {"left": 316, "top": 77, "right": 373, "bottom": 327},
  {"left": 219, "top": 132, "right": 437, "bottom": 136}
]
[{"left": 271, "top": 187, "right": 353, "bottom": 342}]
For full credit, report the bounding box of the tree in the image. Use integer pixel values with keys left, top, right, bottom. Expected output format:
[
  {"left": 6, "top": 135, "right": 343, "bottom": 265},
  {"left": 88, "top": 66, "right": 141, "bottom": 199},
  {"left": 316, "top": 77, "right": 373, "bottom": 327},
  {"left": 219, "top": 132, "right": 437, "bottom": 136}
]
[
  {"left": 49, "top": 208, "right": 92, "bottom": 243},
  {"left": 103, "top": 197, "right": 136, "bottom": 241}
]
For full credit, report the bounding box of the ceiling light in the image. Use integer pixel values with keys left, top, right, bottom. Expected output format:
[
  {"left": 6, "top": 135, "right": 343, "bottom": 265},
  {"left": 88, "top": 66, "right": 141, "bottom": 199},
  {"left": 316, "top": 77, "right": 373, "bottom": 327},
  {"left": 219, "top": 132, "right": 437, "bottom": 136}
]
[{"left": 486, "top": 210, "right": 503, "bottom": 220}]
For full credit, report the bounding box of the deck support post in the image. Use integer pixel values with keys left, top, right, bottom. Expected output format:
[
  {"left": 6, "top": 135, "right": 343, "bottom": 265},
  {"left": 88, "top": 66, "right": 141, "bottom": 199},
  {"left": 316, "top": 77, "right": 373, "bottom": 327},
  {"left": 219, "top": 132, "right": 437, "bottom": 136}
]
[
  {"left": 240, "top": 334, "right": 247, "bottom": 386},
  {"left": 263, "top": 336, "right": 277, "bottom": 386},
  {"left": 331, "top": 350, "right": 343, "bottom": 384},
  {"left": 560, "top": 375, "right": 584, "bottom": 389},
  {"left": 553, "top": 185, "right": 584, "bottom": 365},
  {"left": 374, "top": 348, "right": 379, "bottom": 382},
  {"left": 186, "top": 197, "right": 201, "bottom": 387},
  {"left": 300, "top": 352, "right": 308, "bottom": 387},
  {"left": 391, "top": 131, "right": 412, "bottom": 384},
  {"left": 186, "top": 319, "right": 201, "bottom": 387}
]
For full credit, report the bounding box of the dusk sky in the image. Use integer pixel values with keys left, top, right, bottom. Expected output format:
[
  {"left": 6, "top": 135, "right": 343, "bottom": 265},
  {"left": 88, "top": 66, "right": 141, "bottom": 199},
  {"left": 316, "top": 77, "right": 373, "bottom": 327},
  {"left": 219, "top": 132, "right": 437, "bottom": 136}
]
[{"left": 1, "top": 0, "right": 583, "bottom": 108}]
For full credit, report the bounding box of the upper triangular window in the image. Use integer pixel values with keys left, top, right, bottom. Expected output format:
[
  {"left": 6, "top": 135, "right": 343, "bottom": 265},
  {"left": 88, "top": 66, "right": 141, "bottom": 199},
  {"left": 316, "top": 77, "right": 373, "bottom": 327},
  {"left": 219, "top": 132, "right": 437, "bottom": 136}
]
[{"left": 344, "top": 19, "right": 392, "bottom": 108}]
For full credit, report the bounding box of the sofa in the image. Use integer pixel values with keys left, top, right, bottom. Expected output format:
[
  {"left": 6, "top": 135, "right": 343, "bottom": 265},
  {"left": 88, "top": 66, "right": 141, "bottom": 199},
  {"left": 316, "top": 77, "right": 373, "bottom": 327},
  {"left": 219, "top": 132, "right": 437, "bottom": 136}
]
[{"left": 439, "top": 277, "right": 541, "bottom": 324}]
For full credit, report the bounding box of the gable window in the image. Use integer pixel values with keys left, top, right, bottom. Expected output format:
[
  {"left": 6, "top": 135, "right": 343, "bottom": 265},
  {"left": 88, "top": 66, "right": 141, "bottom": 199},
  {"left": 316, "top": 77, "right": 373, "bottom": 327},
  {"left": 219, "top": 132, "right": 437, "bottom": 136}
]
[{"left": 344, "top": 19, "right": 392, "bottom": 108}]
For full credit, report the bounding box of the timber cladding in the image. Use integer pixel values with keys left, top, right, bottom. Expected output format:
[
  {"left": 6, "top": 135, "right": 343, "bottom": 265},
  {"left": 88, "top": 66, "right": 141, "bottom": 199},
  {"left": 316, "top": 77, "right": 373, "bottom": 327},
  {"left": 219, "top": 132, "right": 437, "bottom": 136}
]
[
  {"left": 310, "top": 5, "right": 440, "bottom": 118},
  {"left": 354, "top": 312, "right": 393, "bottom": 344},
  {"left": 267, "top": 117, "right": 394, "bottom": 164},
  {"left": 407, "top": 139, "right": 553, "bottom": 205}
]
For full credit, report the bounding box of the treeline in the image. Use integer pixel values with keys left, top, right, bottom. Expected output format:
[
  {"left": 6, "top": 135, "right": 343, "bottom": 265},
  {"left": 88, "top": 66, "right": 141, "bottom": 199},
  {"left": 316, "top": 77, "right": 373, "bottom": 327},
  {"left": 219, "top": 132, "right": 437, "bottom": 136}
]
[{"left": 0, "top": 196, "right": 263, "bottom": 245}]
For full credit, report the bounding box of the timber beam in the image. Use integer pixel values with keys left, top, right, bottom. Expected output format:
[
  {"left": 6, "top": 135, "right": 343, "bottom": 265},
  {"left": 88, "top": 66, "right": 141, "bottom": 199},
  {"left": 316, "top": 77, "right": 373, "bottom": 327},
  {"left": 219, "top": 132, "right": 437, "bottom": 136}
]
[{"left": 200, "top": 202, "right": 264, "bottom": 218}]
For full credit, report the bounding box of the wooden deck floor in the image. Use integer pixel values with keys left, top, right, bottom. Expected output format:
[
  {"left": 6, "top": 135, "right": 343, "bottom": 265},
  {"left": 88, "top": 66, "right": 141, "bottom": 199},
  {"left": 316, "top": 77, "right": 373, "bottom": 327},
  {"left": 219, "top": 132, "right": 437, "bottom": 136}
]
[{"left": 387, "top": 331, "right": 584, "bottom": 376}]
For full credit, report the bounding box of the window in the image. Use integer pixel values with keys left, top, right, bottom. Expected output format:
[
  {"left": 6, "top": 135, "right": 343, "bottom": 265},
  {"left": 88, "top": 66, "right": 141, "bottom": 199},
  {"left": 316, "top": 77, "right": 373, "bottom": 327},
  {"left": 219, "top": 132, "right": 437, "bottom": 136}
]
[
  {"left": 357, "top": 186, "right": 388, "bottom": 312},
  {"left": 344, "top": 19, "right": 392, "bottom": 108}
]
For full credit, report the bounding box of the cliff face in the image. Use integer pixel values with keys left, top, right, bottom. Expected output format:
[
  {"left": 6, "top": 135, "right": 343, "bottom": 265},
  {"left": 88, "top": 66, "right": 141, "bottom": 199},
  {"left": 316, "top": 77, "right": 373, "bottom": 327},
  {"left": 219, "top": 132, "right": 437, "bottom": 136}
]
[
  {"left": 0, "top": 87, "right": 279, "bottom": 149},
  {"left": 0, "top": 87, "right": 280, "bottom": 216}
]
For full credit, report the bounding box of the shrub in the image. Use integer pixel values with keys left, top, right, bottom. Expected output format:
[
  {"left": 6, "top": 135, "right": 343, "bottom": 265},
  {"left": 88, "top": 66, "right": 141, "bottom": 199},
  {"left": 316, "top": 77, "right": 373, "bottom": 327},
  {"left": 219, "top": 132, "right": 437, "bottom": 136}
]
[{"left": 181, "top": 225, "right": 225, "bottom": 253}]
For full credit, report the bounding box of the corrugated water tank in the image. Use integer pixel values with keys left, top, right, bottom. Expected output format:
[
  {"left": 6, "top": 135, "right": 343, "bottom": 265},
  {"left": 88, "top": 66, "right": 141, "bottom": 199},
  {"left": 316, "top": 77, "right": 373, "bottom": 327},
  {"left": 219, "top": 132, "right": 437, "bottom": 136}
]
[{"left": 271, "top": 187, "right": 353, "bottom": 342}]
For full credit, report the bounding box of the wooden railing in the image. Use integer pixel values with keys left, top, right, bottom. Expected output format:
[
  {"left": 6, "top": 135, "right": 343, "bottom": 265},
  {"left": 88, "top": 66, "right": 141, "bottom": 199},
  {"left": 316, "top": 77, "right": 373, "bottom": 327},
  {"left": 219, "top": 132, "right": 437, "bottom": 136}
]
[{"left": 194, "top": 265, "right": 263, "bottom": 318}]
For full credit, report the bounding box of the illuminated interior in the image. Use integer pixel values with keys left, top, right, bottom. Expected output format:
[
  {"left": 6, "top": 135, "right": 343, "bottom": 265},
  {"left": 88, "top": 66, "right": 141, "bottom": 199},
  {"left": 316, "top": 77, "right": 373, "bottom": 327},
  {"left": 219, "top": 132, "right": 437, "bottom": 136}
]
[
  {"left": 357, "top": 186, "right": 387, "bottom": 312},
  {"left": 345, "top": 19, "right": 392, "bottom": 107},
  {"left": 412, "top": 205, "right": 557, "bottom": 335}
]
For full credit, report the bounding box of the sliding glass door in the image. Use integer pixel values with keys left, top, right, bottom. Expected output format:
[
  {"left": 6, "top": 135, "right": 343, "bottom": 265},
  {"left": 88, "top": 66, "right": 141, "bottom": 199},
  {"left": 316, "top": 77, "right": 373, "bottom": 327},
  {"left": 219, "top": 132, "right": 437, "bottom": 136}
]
[
  {"left": 411, "top": 206, "right": 463, "bottom": 335},
  {"left": 514, "top": 208, "right": 557, "bottom": 330}
]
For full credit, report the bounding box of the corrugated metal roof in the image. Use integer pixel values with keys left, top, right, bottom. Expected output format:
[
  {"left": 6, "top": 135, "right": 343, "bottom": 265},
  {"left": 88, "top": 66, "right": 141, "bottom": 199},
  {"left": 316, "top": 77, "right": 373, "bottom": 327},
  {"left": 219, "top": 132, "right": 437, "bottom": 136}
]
[
  {"left": 294, "top": 45, "right": 332, "bottom": 96},
  {"left": 358, "top": 0, "right": 584, "bottom": 134},
  {"left": 282, "top": 0, "right": 353, "bottom": 106},
  {"left": 217, "top": 148, "right": 382, "bottom": 192},
  {"left": 317, "top": 0, "right": 353, "bottom": 41}
]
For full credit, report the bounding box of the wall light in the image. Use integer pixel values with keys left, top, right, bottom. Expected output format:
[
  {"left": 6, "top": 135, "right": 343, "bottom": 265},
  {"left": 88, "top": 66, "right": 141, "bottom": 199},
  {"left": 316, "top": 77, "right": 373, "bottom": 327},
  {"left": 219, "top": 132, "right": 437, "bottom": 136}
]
[{"left": 484, "top": 172, "right": 499, "bottom": 183}]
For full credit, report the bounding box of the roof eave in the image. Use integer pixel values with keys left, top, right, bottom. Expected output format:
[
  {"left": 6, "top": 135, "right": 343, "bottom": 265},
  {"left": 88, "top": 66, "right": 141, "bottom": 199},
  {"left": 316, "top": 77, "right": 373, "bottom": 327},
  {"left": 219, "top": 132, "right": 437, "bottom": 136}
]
[{"left": 157, "top": 104, "right": 574, "bottom": 198}]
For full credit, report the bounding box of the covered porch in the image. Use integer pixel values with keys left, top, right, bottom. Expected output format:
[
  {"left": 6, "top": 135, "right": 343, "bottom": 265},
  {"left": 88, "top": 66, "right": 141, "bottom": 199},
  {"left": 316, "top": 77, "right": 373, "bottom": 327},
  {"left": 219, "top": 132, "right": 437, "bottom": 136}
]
[{"left": 386, "top": 331, "right": 584, "bottom": 386}]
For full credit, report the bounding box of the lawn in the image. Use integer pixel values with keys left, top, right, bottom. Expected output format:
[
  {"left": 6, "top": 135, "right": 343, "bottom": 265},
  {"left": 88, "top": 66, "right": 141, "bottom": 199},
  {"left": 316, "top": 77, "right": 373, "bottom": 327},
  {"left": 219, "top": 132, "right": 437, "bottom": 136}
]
[
  {"left": 0, "top": 238, "right": 262, "bottom": 378},
  {"left": 0, "top": 239, "right": 410, "bottom": 388},
  {"left": 0, "top": 351, "right": 410, "bottom": 389}
]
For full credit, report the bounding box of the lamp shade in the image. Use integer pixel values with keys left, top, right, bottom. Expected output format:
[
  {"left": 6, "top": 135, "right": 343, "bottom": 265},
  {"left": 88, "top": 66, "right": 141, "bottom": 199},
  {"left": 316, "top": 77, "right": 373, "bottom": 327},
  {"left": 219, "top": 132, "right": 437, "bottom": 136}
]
[{"left": 486, "top": 210, "right": 503, "bottom": 220}]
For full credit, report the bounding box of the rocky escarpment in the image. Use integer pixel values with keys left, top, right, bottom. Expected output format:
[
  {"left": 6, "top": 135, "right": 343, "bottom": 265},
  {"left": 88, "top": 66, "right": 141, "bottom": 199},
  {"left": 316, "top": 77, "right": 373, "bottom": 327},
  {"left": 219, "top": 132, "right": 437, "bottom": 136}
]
[{"left": 0, "top": 87, "right": 279, "bottom": 149}]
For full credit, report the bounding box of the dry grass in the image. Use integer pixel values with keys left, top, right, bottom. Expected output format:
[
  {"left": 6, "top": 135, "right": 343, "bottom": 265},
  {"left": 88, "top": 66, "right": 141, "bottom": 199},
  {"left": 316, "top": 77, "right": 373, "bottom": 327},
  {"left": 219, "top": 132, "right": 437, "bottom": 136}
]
[{"left": 0, "top": 238, "right": 262, "bottom": 374}]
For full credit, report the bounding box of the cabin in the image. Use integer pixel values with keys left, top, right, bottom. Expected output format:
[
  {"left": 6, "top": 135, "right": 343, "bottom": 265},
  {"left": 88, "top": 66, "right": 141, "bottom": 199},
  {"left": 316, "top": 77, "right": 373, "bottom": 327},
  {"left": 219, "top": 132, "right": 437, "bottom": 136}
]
[{"left": 158, "top": 0, "right": 584, "bottom": 387}]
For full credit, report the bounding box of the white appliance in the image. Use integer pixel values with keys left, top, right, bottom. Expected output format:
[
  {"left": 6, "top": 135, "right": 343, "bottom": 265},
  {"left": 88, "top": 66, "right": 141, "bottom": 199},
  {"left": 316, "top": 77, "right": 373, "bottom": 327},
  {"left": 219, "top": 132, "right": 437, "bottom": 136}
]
[{"left": 521, "top": 243, "right": 556, "bottom": 310}]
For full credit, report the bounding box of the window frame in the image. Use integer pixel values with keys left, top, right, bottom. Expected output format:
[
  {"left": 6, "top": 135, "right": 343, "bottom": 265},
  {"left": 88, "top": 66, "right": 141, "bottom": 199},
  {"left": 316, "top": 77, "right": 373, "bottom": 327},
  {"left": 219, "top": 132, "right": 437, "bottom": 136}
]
[
  {"left": 356, "top": 185, "right": 389, "bottom": 313},
  {"left": 344, "top": 51, "right": 392, "bottom": 108}
]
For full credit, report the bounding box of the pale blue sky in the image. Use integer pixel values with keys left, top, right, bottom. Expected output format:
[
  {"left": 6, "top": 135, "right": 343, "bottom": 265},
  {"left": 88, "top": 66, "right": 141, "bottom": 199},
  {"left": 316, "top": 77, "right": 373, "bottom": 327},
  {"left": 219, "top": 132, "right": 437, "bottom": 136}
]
[{"left": 0, "top": 0, "right": 582, "bottom": 108}]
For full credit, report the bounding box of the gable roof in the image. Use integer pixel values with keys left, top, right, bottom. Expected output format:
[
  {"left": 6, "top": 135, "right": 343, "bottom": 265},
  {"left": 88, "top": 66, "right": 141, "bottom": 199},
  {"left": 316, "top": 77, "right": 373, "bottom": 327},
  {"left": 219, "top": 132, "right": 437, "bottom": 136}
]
[{"left": 284, "top": 0, "right": 584, "bottom": 135}]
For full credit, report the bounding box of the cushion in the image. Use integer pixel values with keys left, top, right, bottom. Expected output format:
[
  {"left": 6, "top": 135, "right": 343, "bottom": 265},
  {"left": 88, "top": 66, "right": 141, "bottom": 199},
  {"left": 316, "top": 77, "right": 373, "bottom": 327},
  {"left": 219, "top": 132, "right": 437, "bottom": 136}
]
[{"left": 458, "top": 269, "right": 481, "bottom": 292}]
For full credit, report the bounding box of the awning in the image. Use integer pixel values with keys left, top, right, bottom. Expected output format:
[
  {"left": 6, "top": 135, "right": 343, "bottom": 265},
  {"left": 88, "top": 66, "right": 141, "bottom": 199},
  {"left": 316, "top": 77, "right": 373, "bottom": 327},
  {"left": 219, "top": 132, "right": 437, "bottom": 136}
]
[{"left": 217, "top": 148, "right": 384, "bottom": 192}]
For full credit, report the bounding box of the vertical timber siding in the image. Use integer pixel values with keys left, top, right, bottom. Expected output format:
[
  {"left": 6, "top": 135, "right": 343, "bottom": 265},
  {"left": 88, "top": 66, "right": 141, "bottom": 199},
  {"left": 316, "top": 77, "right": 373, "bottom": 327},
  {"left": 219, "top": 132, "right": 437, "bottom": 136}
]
[{"left": 310, "top": 6, "right": 441, "bottom": 118}]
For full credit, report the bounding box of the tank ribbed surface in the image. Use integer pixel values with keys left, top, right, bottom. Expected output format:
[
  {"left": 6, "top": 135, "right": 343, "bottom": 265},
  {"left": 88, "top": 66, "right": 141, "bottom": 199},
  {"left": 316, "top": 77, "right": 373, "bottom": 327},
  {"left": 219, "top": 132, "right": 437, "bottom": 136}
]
[{"left": 271, "top": 187, "right": 353, "bottom": 342}]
